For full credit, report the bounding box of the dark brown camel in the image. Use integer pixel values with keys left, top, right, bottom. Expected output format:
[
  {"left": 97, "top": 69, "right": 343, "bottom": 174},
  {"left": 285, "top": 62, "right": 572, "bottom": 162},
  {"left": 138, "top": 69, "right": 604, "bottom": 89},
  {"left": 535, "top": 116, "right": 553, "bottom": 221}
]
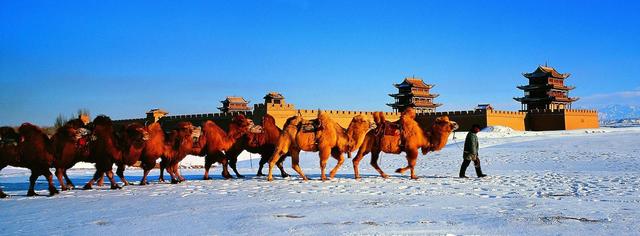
[
  {"left": 198, "top": 115, "right": 252, "bottom": 180},
  {"left": 82, "top": 115, "right": 123, "bottom": 190},
  {"left": 159, "top": 122, "right": 200, "bottom": 184},
  {"left": 225, "top": 114, "right": 289, "bottom": 178},
  {"left": 114, "top": 122, "right": 149, "bottom": 186},
  {"left": 0, "top": 124, "right": 59, "bottom": 197},
  {"left": 0, "top": 126, "right": 21, "bottom": 198},
  {"left": 51, "top": 118, "right": 92, "bottom": 190}
]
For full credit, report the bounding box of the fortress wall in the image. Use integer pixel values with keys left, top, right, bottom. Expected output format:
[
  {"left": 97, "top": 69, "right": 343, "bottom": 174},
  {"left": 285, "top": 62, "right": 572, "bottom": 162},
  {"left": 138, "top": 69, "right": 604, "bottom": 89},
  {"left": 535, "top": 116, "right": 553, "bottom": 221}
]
[
  {"left": 416, "top": 110, "right": 487, "bottom": 131},
  {"left": 525, "top": 109, "right": 565, "bottom": 131},
  {"left": 563, "top": 109, "right": 599, "bottom": 130},
  {"left": 486, "top": 110, "right": 527, "bottom": 131}
]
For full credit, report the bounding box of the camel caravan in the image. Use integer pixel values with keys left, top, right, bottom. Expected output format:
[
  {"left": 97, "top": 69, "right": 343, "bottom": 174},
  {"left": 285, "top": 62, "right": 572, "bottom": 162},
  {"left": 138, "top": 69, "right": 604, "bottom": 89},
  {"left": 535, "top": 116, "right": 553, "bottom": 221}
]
[{"left": 0, "top": 108, "right": 458, "bottom": 198}]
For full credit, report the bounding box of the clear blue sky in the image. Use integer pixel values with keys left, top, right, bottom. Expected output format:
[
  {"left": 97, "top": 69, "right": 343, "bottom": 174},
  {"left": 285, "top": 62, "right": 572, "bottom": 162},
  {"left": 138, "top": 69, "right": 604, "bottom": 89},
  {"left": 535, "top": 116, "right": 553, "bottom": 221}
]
[{"left": 1, "top": 0, "right": 639, "bottom": 126}]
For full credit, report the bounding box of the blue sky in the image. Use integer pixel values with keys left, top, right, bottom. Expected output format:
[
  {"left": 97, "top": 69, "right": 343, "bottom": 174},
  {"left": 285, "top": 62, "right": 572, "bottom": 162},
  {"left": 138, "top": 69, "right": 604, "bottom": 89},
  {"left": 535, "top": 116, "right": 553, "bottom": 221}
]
[{"left": 1, "top": 0, "right": 639, "bottom": 126}]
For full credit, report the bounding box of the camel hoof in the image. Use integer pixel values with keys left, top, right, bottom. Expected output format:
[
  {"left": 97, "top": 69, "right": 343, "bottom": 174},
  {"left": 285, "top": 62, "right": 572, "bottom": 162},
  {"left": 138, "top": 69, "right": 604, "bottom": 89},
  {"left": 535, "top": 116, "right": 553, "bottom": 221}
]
[
  {"left": 354, "top": 176, "right": 361, "bottom": 180},
  {"left": 82, "top": 185, "right": 92, "bottom": 190},
  {"left": 0, "top": 192, "right": 7, "bottom": 198},
  {"left": 236, "top": 174, "right": 245, "bottom": 179},
  {"left": 123, "top": 182, "right": 130, "bottom": 186},
  {"left": 256, "top": 173, "right": 265, "bottom": 177},
  {"left": 382, "top": 174, "right": 390, "bottom": 179},
  {"left": 203, "top": 176, "right": 210, "bottom": 180},
  {"left": 27, "top": 190, "right": 37, "bottom": 196},
  {"left": 395, "top": 168, "right": 404, "bottom": 174},
  {"left": 111, "top": 185, "right": 122, "bottom": 190},
  {"left": 410, "top": 176, "right": 419, "bottom": 180},
  {"left": 281, "top": 173, "right": 290, "bottom": 178},
  {"left": 140, "top": 181, "right": 147, "bottom": 186},
  {"left": 267, "top": 176, "right": 273, "bottom": 181},
  {"left": 49, "top": 187, "right": 59, "bottom": 196},
  {"left": 171, "top": 179, "right": 179, "bottom": 184}
]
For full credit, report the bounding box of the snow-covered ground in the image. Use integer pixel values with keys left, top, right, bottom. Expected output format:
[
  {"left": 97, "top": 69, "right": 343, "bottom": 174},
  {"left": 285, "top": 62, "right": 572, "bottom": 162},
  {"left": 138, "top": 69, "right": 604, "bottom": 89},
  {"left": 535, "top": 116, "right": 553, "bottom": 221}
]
[{"left": 1, "top": 127, "right": 639, "bottom": 235}]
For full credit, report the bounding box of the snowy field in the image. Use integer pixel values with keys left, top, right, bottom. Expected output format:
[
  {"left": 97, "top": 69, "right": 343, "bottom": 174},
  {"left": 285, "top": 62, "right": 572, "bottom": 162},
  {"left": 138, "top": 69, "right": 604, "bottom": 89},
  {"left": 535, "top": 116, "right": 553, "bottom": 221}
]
[{"left": 1, "top": 127, "right": 639, "bottom": 235}]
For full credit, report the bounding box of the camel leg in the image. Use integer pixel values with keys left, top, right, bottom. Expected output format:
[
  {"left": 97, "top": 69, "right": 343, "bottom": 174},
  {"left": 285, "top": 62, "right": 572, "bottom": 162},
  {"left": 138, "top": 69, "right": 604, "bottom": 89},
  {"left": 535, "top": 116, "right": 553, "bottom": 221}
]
[
  {"left": 140, "top": 168, "right": 151, "bottom": 185},
  {"left": 83, "top": 170, "right": 102, "bottom": 190},
  {"left": 0, "top": 165, "right": 7, "bottom": 198},
  {"left": 319, "top": 148, "right": 331, "bottom": 181},
  {"left": 220, "top": 153, "right": 232, "bottom": 179},
  {"left": 105, "top": 170, "right": 122, "bottom": 189},
  {"left": 227, "top": 150, "right": 244, "bottom": 178},
  {"left": 115, "top": 164, "right": 130, "bottom": 186},
  {"left": 55, "top": 168, "right": 68, "bottom": 191},
  {"left": 176, "top": 164, "right": 185, "bottom": 182},
  {"left": 402, "top": 149, "right": 419, "bottom": 180},
  {"left": 257, "top": 155, "right": 268, "bottom": 176},
  {"left": 370, "top": 151, "right": 388, "bottom": 178},
  {"left": 167, "top": 165, "right": 179, "bottom": 184},
  {"left": 159, "top": 158, "right": 167, "bottom": 182},
  {"left": 96, "top": 175, "right": 105, "bottom": 187},
  {"left": 43, "top": 169, "right": 59, "bottom": 196},
  {"left": 352, "top": 149, "right": 368, "bottom": 179},
  {"left": 289, "top": 150, "right": 307, "bottom": 181},
  {"left": 27, "top": 171, "right": 39, "bottom": 196},
  {"left": 266, "top": 152, "right": 280, "bottom": 181},
  {"left": 63, "top": 170, "right": 75, "bottom": 189},
  {"left": 276, "top": 155, "right": 289, "bottom": 178},
  {"left": 203, "top": 154, "right": 213, "bottom": 180},
  {"left": 329, "top": 150, "right": 345, "bottom": 179}
]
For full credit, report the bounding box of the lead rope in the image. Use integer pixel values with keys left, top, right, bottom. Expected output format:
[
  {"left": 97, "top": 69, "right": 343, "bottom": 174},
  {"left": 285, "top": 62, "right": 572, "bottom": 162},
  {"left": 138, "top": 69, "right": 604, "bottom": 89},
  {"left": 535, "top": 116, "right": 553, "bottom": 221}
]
[{"left": 452, "top": 132, "right": 464, "bottom": 151}]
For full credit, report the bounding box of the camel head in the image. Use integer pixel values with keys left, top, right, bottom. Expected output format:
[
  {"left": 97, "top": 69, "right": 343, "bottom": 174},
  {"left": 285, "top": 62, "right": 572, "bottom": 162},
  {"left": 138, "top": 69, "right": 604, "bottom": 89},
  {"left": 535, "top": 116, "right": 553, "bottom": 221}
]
[
  {"left": 175, "top": 122, "right": 196, "bottom": 140},
  {"left": 428, "top": 116, "right": 459, "bottom": 151},
  {"left": 229, "top": 114, "right": 253, "bottom": 139},
  {"left": 345, "top": 115, "right": 373, "bottom": 155},
  {"left": 262, "top": 114, "right": 276, "bottom": 127},
  {"left": 124, "top": 123, "right": 149, "bottom": 149}
]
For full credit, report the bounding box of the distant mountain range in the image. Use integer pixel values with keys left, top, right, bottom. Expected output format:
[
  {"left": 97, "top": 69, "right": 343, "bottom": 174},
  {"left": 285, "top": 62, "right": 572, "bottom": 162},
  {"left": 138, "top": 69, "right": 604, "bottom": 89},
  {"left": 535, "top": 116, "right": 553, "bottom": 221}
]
[
  {"left": 594, "top": 104, "right": 640, "bottom": 126},
  {"left": 596, "top": 104, "right": 640, "bottom": 121}
]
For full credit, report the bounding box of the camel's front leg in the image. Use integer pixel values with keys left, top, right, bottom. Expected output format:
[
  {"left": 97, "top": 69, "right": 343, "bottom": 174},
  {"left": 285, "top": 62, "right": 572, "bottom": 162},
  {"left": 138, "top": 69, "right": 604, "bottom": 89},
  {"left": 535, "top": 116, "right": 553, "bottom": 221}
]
[
  {"left": 319, "top": 148, "right": 331, "bottom": 181},
  {"left": 329, "top": 149, "right": 345, "bottom": 179},
  {"left": 370, "top": 151, "right": 388, "bottom": 178}
]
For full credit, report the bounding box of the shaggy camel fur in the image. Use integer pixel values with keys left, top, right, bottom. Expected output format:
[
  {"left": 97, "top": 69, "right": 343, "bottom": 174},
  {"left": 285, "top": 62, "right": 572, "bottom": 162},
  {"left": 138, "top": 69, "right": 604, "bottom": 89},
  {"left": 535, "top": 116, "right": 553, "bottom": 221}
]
[
  {"left": 51, "top": 118, "right": 92, "bottom": 190},
  {"left": 225, "top": 114, "right": 290, "bottom": 178},
  {"left": 266, "top": 113, "right": 372, "bottom": 181},
  {"left": 114, "top": 123, "right": 149, "bottom": 186},
  {"left": 82, "top": 115, "right": 123, "bottom": 190},
  {"left": 0, "top": 124, "right": 59, "bottom": 197},
  {"left": 352, "top": 108, "right": 459, "bottom": 179},
  {"left": 159, "top": 122, "right": 200, "bottom": 184},
  {"left": 197, "top": 115, "right": 252, "bottom": 180},
  {"left": 139, "top": 122, "right": 165, "bottom": 185}
]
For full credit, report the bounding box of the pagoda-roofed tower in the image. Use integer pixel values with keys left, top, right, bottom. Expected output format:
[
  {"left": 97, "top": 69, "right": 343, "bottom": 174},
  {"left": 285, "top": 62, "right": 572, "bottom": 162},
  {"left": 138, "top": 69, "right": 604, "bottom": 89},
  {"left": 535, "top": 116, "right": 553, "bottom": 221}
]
[
  {"left": 514, "top": 65, "right": 579, "bottom": 111},
  {"left": 264, "top": 92, "right": 285, "bottom": 104},
  {"left": 218, "top": 96, "right": 252, "bottom": 113},
  {"left": 387, "top": 77, "right": 442, "bottom": 113}
]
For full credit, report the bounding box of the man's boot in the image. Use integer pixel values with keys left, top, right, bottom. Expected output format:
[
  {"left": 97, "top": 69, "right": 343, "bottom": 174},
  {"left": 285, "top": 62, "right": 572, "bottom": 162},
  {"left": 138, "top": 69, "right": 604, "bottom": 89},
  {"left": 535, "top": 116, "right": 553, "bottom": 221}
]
[
  {"left": 459, "top": 160, "right": 470, "bottom": 178},
  {"left": 475, "top": 164, "right": 487, "bottom": 178}
]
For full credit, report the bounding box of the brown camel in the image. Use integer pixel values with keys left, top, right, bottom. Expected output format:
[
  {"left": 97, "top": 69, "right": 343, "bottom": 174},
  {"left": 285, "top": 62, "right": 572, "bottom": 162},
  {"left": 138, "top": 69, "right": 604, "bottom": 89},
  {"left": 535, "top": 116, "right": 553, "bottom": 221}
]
[
  {"left": 82, "top": 115, "right": 123, "bottom": 190},
  {"left": 0, "top": 124, "right": 59, "bottom": 197},
  {"left": 266, "top": 113, "right": 372, "bottom": 181},
  {"left": 139, "top": 122, "right": 165, "bottom": 185},
  {"left": 225, "top": 114, "right": 290, "bottom": 178},
  {"left": 113, "top": 122, "right": 149, "bottom": 186},
  {"left": 51, "top": 118, "right": 92, "bottom": 190},
  {"left": 1, "top": 126, "right": 21, "bottom": 198},
  {"left": 352, "top": 108, "right": 459, "bottom": 179},
  {"left": 198, "top": 115, "right": 252, "bottom": 180},
  {"left": 159, "top": 121, "right": 201, "bottom": 184}
]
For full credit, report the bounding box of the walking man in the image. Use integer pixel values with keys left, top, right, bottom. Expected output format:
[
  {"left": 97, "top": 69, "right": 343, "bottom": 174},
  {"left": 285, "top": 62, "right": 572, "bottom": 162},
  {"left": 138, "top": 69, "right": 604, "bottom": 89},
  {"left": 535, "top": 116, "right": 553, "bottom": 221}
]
[{"left": 460, "top": 124, "right": 487, "bottom": 178}]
